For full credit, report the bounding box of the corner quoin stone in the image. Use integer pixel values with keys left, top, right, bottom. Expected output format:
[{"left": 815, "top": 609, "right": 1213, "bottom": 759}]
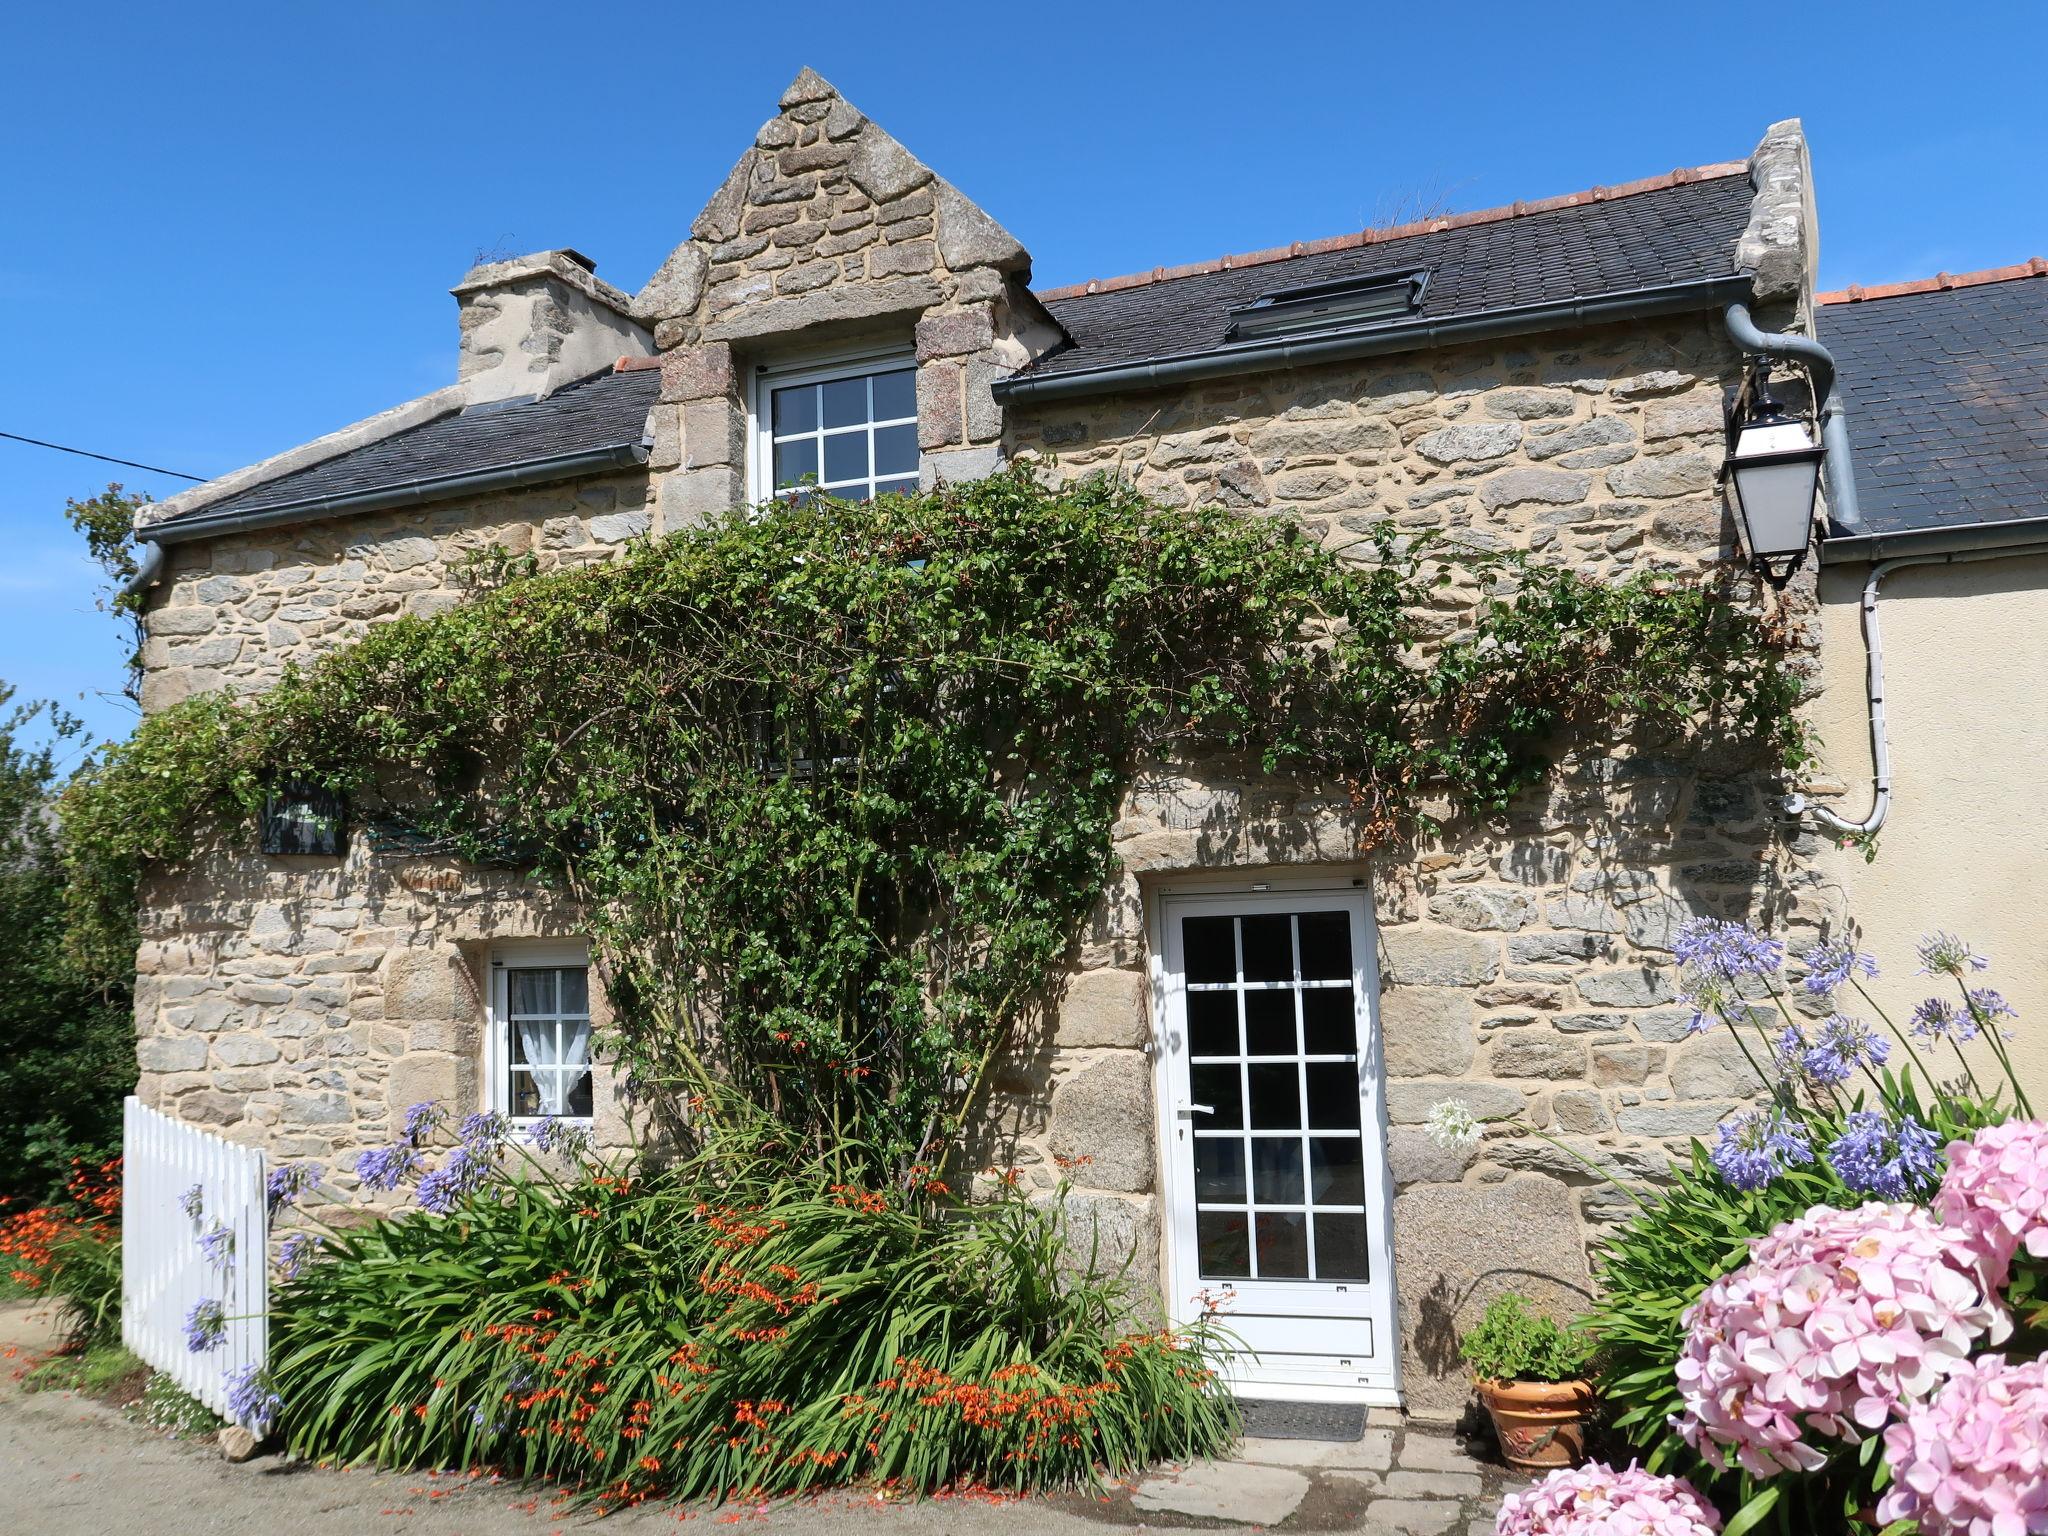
[{"left": 1049, "top": 1054, "right": 1154, "bottom": 1193}]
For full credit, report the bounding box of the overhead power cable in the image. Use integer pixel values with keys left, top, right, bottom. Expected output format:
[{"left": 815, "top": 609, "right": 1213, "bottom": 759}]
[{"left": 0, "top": 430, "right": 204, "bottom": 482}]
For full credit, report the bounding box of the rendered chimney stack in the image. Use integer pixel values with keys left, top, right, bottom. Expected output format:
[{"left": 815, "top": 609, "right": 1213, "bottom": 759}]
[{"left": 452, "top": 249, "right": 654, "bottom": 406}]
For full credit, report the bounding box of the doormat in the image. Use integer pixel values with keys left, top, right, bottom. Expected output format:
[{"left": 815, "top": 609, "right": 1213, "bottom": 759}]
[{"left": 1235, "top": 1398, "right": 1369, "bottom": 1442}]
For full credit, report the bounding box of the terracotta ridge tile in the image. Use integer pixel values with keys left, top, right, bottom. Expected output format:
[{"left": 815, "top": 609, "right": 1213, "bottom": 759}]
[
  {"left": 1033, "top": 160, "right": 1750, "bottom": 303},
  {"left": 1818, "top": 259, "right": 2048, "bottom": 305},
  {"left": 613, "top": 354, "right": 663, "bottom": 371}
]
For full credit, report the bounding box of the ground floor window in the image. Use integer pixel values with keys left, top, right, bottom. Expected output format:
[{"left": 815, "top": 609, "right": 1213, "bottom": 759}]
[{"left": 488, "top": 943, "right": 593, "bottom": 1121}]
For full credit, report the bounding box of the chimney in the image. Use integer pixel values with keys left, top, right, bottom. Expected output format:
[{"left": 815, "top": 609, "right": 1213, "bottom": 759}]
[{"left": 451, "top": 249, "right": 654, "bottom": 405}]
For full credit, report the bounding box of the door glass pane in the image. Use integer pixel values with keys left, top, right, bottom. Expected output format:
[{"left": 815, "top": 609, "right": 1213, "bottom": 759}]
[
  {"left": 1297, "top": 910, "right": 1353, "bottom": 980},
  {"left": 873, "top": 423, "right": 918, "bottom": 476},
  {"left": 1306, "top": 1062, "right": 1363, "bottom": 1130},
  {"left": 1314, "top": 1212, "right": 1369, "bottom": 1281},
  {"left": 824, "top": 431, "right": 868, "bottom": 485},
  {"left": 1242, "top": 989, "right": 1296, "bottom": 1055},
  {"left": 1255, "top": 1211, "right": 1309, "bottom": 1278},
  {"left": 871, "top": 368, "right": 916, "bottom": 420},
  {"left": 1198, "top": 1211, "right": 1251, "bottom": 1278},
  {"left": 1194, "top": 1137, "right": 1245, "bottom": 1204},
  {"left": 1247, "top": 1063, "right": 1301, "bottom": 1129},
  {"left": 1301, "top": 987, "right": 1356, "bottom": 1054},
  {"left": 1187, "top": 991, "right": 1238, "bottom": 1057},
  {"left": 772, "top": 384, "right": 818, "bottom": 435},
  {"left": 557, "top": 968, "right": 589, "bottom": 1016},
  {"left": 1241, "top": 914, "right": 1293, "bottom": 983},
  {"left": 821, "top": 376, "right": 869, "bottom": 429},
  {"left": 509, "top": 970, "right": 553, "bottom": 1016},
  {"left": 1190, "top": 1064, "right": 1242, "bottom": 1129},
  {"left": 775, "top": 437, "right": 818, "bottom": 489},
  {"left": 1183, "top": 917, "right": 1235, "bottom": 984},
  {"left": 1251, "top": 1138, "right": 1304, "bottom": 1204},
  {"left": 1310, "top": 1138, "right": 1365, "bottom": 1205}
]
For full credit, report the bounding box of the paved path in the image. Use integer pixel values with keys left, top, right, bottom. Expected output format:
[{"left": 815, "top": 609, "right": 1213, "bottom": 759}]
[{"left": 1, "top": 1302, "right": 1512, "bottom": 1534}]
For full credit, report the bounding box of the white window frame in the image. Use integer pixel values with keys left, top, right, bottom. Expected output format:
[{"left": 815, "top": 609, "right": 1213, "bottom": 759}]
[
  {"left": 484, "top": 940, "right": 595, "bottom": 1125},
  {"left": 748, "top": 346, "right": 920, "bottom": 505}
]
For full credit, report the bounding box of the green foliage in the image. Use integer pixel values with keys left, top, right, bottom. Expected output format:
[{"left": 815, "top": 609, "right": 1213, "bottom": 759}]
[
  {"left": 1457, "top": 1292, "right": 1593, "bottom": 1384},
  {"left": 42, "top": 1224, "right": 122, "bottom": 1350},
  {"left": 63, "top": 483, "right": 150, "bottom": 700},
  {"left": 272, "top": 1126, "right": 1237, "bottom": 1502},
  {"left": 22, "top": 1340, "right": 147, "bottom": 1401},
  {"left": 61, "top": 470, "right": 1803, "bottom": 1173},
  {"left": 0, "top": 688, "right": 133, "bottom": 1205}
]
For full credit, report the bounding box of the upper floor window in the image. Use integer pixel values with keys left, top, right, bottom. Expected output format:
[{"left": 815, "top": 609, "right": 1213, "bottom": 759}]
[
  {"left": 754, "top": 353, "right": 919, "bottom": 503},
  {"left": 488, "top": 943, "right": 594, "bottom": 1122}
]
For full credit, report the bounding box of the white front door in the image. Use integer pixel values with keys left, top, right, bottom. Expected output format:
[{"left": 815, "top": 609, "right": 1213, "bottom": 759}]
[{"left": 1152, "top": 886, "right": 1400, "bottom": 1404}]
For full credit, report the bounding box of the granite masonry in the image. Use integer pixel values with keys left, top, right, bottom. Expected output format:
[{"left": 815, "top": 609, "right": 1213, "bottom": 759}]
[{"left": 124, "top": 71, "right": 1844, "bottom": 1420}]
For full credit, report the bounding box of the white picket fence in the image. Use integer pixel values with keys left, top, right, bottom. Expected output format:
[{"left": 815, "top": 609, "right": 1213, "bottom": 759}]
[{"left": 122, "top": 1097, "right": 268, "bottom": 1424}]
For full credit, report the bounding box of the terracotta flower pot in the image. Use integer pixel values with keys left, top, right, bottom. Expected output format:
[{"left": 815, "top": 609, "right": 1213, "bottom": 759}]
[{"left": 1475, "top": 1376, "right": 1594, "bottom": 1471}]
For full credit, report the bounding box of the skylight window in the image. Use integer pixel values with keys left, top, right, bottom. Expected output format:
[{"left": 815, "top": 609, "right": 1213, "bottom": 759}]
[{"left": 1225, "top": 269, "right": 1429, "bottom": 343}]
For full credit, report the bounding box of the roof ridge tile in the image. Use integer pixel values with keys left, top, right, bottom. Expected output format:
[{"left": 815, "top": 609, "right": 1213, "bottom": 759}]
[{"left": 1818, "top": 260, "right": 2048, "bottom": 305}]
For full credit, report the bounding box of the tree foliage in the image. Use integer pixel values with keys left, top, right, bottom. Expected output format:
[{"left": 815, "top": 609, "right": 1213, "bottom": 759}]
[
  {"left": 63, "top": 483, "right": 150, "bottom": 700},
  {"left": 59, "top": 469, "right": 1805, "bottom": 1175}
]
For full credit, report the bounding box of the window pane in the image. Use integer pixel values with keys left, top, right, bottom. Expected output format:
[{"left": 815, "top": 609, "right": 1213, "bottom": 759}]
[
  {"left": 1191, "top": 1064, "right": 1242, "bottom": 1129},
  {"left": 1297, "top": 910, "right": 1353, "bottom": 980},
  {"left": 510, "top": 970, "right": 553, "bottom": 1018},
  {"left": 1247, "top": 1063, "right": 1300, "bottom": 1129},
  {"left": 565, "top": 1069, "right": 594, "bottom": 1119},
  {"left": 1241, "top": 915, "right": 1293, "bottom": 983},
  {"left": 821, "top": 376, "right": 869, "bottom": 429},
  {"left": 510, "top": 1071, "right": 541, "bottom": 1118},
  {"left": 1187, "top": 991, "right": 1238, "bottom": 1057},
  {"left": 1182, "top": 917, "right": 1235, "bottom": 985},
  {"left": 773, "top": 384, "right": 818, "bottom": 436},
  {"left": 874, "top": 476, "right": 919, "bottom": 499},
  {"left": 871, "top": 368, "right": 916, "bottom": 421},
  {"left": 1314, "top": 1212, "right": 1370, "bottom": 1281},
  {"left": 1243, "top": 989, "right": 1296, "bottom": 1055},
  {"left": 1310, "top": 1138, "right": 1365, "bottom": 1205},
  {"left": 1301, "top": 987, "right": 1356, "bottom": 1054},
  {"left": 874, "top": 423, "right": 918, "bottom": 477},
  {"left": 1306, "top": 1062, "right": 1362, "bottom": 1130},
  {"left": 775, "top": 437, "right": 819, "bottom": 489},
  {"left": 1193, "top": 1137, "right": 1245, "bottom": 1204},
  {"left": 823, "top": 431, "right": 868, "bottom": 485},
  {"left": 1255, "top": 1211, "right": 1309, "bottom": 1278},
  {"left": 1197, "top": 1211, "right": 1250, "bottom": 1278},
  {"left": 1251, "top": 1138, "right": 1304, "bottom": 1204},
  {"left": 558, "top": 968, "right": 589, "bottom": 1017}
]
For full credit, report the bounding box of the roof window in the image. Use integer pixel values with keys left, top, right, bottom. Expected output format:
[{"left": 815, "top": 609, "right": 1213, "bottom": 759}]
[{"left": 1225, "top": 269, "right": 1429, "bottom": 343}]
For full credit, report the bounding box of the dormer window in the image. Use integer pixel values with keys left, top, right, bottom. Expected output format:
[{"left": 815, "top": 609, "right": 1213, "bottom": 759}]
[
  {"left": 753, "top": 352, "right": 919, "bottom": 503},
  {"left": 1225, "top": 269, "right": 1429, "bottom": 344}
]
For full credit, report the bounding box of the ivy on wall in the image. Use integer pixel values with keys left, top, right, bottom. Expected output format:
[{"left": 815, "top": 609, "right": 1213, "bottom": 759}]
[{"left": 60, "top": 469, "right": 1806, "bottom": 1174}]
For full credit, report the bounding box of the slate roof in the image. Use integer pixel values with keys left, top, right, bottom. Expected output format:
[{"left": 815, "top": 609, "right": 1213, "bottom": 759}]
[
  {"left": 1821, "top": 273, "right": 2048, "bottom": 534},
  {"left": 1020, "top": 172, "right": 1758, "bottom": 383},
  {"left": 191, "top": 365, "right": 661, "bottom": 522}
]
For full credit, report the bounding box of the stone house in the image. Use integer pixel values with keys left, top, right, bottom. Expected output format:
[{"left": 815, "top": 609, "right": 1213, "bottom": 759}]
[{"left": 122, "top": 69, "right": 1852, "bottom": 1420}]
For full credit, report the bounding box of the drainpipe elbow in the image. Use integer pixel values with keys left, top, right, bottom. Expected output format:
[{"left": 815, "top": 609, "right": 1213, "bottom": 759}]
[{"left": 120, "top": 537, "right": 166, "bottom": 599}]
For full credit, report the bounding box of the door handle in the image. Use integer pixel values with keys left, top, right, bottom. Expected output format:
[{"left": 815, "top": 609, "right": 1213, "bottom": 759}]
[{"left": 1175, "top": 1102, "right": 1215, "bottom": 1118}]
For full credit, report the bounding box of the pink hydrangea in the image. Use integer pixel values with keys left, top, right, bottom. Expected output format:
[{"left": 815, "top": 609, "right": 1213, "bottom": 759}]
[
  {"left": 1876, "top": 1354, "right": 2048, "bottom": 1535},
  {"left": 1674, "top": 1202, "right": 2009, "bottom": 1478},
  {"left": 1493, "top": 1461, "right": 1721, "bottom": 1536},
  {"left": 1935, "top": 1119, "right": 2048, "bottom": 1286}
]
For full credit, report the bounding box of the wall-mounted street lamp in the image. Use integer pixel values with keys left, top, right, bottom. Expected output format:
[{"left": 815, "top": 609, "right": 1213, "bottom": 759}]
[{"left": 1723, "top": 363, "right": 1827, "bottom": 586}]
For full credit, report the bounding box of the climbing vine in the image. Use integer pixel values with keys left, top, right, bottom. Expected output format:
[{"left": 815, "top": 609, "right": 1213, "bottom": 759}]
[{"left": 59, "top": 468, "right": 1805, "bottom": 1174}]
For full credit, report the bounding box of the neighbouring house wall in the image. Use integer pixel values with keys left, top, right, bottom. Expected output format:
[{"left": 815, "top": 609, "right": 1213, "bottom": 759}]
[{"left": 1810, "top": 553, "right": 2048, "bottom": 1105}]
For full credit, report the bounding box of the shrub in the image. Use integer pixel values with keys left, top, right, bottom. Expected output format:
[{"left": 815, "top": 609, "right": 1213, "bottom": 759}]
[
  {"left": 1, "top": 1155, "right": 121, "bottom": 1348},
  {"left": 42, "top": 1224, "right": 122, "bottom": 1350},
  {"left": 1458, "top": 1294, "right": 1593, "bottom": 1385},
  {"left": 271, "top": 1114, "right": 1235, "bottom": 1504}
]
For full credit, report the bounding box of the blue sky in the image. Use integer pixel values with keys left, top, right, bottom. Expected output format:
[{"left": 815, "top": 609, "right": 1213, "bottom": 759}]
[{"left": 5, "top": 0, "right": 2044, "bottom": 758}]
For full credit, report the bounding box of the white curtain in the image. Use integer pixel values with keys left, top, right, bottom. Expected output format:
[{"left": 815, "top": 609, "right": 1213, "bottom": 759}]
[{"left": 516, "top": 1018, "right": 592, "bottom": 1117}]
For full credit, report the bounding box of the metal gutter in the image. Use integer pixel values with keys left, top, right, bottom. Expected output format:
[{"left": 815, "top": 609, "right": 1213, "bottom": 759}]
[
  {"left": 122, "top": 441, "right": 649, "bottom": 597},
  {"left": 1819, "top": 514, "right": 2048, "bottom": 566},
  {"left": 993, "top": 274, "right": 1757, "bottom": 405},
  {"left": 1722, "top": 301, "right": 1864, "bottom": 533}
]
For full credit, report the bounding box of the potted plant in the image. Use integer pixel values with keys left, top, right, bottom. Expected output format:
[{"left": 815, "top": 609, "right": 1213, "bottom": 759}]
[{"left": 1458, "top": 1292, "right": 1596, "bottom": 1471}]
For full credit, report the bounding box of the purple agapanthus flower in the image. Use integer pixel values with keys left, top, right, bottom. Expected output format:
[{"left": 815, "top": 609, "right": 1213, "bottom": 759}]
[
  {"left": 223, "top": 1363, "right": 282, "bottom": 1435},
  {"left": 198, "top": 1220, "right": 235, "bottom": 1279},
  {"left": 1965, "top": 988, "right": 2019, "bottom": 1036},
  {"left": 183, "top": 1298, "right": 226, "bottom": 1353},
  {"left": 178, "top": 1183, "right": 204, "bottom": 1222},
  {"left": 1710, "top": 1107, "right": 1814, "bottom": 1191},
  {"left": 1800, "top": 1014, "right": 1891, "bottom": 1087},
  {"left": 275, "top": 1231, "right": 322, "bottom": 1282},
  {"left": 1917, "top": 932, "right": 1990, "bottom": 978},
  {"left": 1774, "top": 1022, "right": 1809, "bottom": 1077},
  {"left": 1828, "top": 1111, "right": 1943, "bottom": 1200},
  {"left": 265, "top": 1162, "right": 324, "bottom": 1213},
  {"left": 1911, "top": 996, "right": 1979, "bottom": 1044},
  {"left": 353, "top": 1142, "right": 422, "bottom": 1193},
  {"left": 1674, "top": 917, "right": 1784, "bottom": 980},
  {"left": 527, "top": 1115, "right": 594, "bottom": 1160},
  {"left": 415, "top": 1147, "right": 492, "bottom": 1215},
  {"left": 457, "top": 1110, "right": 510, "bottom": 1158},
  {"left": 1802, "top": 939, "right": 1878, "bottom": 997},
  {"left": 400, "top": 1101, "right": 445, "bottom": 1147}
]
